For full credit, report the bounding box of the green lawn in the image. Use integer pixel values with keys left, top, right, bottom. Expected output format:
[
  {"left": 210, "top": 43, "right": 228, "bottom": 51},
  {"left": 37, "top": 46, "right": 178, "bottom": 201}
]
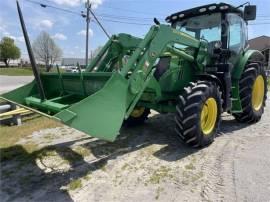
[
  {"left": 0, "top": 67, "right": 66, "bottom": 76},
  {"left": 0, "top": 68, "right": 33, "bottom": 76},
  {"left": 0, "top": 115, "right": 61, "bottom": 149}
]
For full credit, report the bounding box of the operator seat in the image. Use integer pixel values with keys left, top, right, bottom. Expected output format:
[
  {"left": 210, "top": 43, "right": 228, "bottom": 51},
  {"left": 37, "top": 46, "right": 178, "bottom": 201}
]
[{"left": 154, "top": 56, "right": 171, "bottom": 80}]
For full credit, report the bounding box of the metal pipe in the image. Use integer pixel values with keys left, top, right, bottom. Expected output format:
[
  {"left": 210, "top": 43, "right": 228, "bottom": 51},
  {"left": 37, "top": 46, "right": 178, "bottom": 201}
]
[
  {"left": 167, "top": 46, "right": 194, "bottom": 62},
  {"left": 85, "top": 0, "right": 91, "bottom": 67},
  {"left": 121, "top": 26, "right": 158, "bottom": 76},
  {"left": 89, "top": 9, "right": 110, "bottom": 39},
  {"left": 56, "top": 65, "right": 65, "bottom": 93},
  {"left": 86, "top": 37, "right": 113, "bottom": 71},
  {"left": 16, "top": 0, "right": 46, "bottom": 101},
  {"left": 0, "top": 105, "right": 11, "bottom": 113}
]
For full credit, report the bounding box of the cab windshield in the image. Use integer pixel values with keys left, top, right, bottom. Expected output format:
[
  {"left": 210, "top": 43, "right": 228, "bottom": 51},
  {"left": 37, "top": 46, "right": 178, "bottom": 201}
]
[{"left": 173, "top": 13, "right": 222, "bottom": 42}]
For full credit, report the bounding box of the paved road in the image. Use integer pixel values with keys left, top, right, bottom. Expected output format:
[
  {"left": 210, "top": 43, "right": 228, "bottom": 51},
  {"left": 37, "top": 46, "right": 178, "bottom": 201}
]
[{"left": 0, "top": 75, "right": 33, "bottom": 94}]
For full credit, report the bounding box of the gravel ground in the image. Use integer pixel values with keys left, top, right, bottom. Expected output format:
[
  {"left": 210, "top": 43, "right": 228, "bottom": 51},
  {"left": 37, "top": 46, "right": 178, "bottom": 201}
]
[
  {"left": 0, "top": 76, "right": 33, "bottom": 94},
  {"left": 0, "top": 76, "right": 269, "bottom": 201},
  {"left": 0, "top": 97, "right": 269, "bottom": 202}
]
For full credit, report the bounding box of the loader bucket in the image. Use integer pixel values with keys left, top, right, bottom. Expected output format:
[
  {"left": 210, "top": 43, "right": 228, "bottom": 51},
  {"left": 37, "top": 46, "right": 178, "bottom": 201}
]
[
  {"left": 54, "top": 73, "right": 129, "bottom": 141},
  {"left": 1, "top": 72, "right": 129, "bottom": 141}
]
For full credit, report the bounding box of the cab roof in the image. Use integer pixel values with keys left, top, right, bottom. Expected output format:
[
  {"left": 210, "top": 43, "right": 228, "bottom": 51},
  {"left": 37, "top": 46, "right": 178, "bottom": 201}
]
[{"left": 165, "top": 2, "right": 243, "bottom": 23}]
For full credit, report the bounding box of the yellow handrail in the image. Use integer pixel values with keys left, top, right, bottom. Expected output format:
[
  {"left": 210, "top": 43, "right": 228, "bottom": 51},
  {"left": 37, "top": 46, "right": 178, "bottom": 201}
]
[{"left": 0, "top": 108, "right": 30, "bottom": 118}]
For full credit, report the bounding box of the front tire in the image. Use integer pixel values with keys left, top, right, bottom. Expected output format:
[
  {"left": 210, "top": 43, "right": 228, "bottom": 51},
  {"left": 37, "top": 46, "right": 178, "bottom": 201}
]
[
  {"left": 233, "top": 63, "right": 267, "bottom": 123},
  {"left": 125, "top": 107, "right": 150, "bottom": 126},
  {"left": 175, "top": 81, "right": 222, "bottom": 147}
]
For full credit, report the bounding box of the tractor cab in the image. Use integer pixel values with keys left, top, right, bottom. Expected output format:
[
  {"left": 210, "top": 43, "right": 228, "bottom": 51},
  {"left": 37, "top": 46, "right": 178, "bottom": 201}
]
[{"left": 166, "top": 3, "right": 256, "bottom": 63}]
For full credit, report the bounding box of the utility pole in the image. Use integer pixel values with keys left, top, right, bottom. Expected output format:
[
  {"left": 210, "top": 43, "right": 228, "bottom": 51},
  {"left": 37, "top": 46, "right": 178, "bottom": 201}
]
[{"left": 85, "top": 0, "right": 91, "bottom": 67}]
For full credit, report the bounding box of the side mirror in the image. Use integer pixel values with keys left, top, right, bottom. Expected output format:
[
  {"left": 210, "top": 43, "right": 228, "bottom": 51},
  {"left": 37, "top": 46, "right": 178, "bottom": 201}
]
[{"left": 244, "top": 5, "right": 256, "bottom": 21}]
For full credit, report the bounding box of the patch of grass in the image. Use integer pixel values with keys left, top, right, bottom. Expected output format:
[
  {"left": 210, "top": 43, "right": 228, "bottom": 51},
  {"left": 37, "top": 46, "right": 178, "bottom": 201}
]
[
  {"left": 36, "top": 146, "right": 84, "bottom": 166},
  {"left": 0, "top": 67, "right": 65, "bottom": 76},
  {"left": 148, "top": 166, "right": 172, "bottom": 184},
  {"left": 191, "top": 171, "right": 204, "bottom": 182},
  {"left": 23, "top": 142, "right": 39, "bottom": 153},
  {"left": 100, "top": 164, "right": 107, "bottom": 172},
  {"left": 0, "top": 115, "right": 61, "bottom": 149},
  {"left": 44, "top": 134, "right": 55, "bottom": 141},
  {"left": 83, "top": 172, "right": 92, "bottom": 181},
  {"left": 185, "top": 163, "right": 195, "bottom": 170},
  {"left": 0, "top": 115, "right": 61, "bottom": 162},
  {"left": 121, "top": 163, "right": 130, "bottom": 171},
  {"left": 73, "top": 146, "right": 91, "bottom": 157},
  {"left": 155, "top": 187, "right": 164, "bottom": 200},
  {"left": 68, "top": 179, "right": 82, "bottom": 191},
  {"left": 37, "top": 150, "right": 58, "bottom": 158},
  {"left": 182, "top": 170, "right": 204, "bottom": 185},
  {"left": 0, "top": 67, "right": 33, "bottom": 76}
]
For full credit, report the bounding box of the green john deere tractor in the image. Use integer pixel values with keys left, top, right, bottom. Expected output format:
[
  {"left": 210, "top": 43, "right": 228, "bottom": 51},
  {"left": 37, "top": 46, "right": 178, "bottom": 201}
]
[{"left": 1, "top": 2, "right": 267, "bottom": 147}]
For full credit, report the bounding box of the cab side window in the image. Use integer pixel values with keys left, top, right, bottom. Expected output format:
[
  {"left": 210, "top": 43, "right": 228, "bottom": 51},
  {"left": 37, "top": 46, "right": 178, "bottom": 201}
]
[{"left": 227, "top": 13, "right": 246, "bottom": 54}]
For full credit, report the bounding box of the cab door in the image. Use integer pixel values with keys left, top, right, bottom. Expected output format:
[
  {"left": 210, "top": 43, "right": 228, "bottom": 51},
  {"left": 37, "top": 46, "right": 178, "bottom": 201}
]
[{"left": 227, "top": 13, "right": 248, "bottom": 65}]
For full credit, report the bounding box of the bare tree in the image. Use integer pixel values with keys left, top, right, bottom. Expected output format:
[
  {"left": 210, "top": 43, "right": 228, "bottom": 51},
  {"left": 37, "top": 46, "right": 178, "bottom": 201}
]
[{"left": 32, "top": 31, "right": 62, "bottom": 71}]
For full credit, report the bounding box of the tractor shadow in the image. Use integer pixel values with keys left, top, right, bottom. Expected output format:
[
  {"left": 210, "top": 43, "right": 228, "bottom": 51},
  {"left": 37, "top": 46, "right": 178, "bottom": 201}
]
[
  {"left": 219, "top": 114, "right": 251, "bottom": 134},
  {"left": 0, "top": 113, "right": 249, "bottom": 201}
]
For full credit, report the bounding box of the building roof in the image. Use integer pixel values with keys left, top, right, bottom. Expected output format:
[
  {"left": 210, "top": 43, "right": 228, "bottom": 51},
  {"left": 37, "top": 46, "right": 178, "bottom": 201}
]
[
  {"left": 248, "top": 35, "right": 270, "bottom": 51},
  {"left": 61, "top": 58, "right": 86, "bottom": 66}
]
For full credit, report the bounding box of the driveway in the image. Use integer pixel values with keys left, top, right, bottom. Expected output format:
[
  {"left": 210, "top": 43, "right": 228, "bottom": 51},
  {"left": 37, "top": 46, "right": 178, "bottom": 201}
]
[{"left": 0, "top": 75, "right": 33, "bottom": 94}]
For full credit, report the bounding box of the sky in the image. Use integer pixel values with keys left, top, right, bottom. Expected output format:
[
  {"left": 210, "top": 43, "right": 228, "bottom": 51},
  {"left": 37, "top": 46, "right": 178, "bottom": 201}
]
[{"left": 0, "top": 0, "right": 270, "bottom": 59}]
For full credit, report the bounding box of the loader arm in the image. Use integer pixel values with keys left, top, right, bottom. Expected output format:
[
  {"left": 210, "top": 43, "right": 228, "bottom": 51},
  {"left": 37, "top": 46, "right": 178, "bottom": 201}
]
[{"left": 119, "top": 25, "right": 204, "bottom": 118}]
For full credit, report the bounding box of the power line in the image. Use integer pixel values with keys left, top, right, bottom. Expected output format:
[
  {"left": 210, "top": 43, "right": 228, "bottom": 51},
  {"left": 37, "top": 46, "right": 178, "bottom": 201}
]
[
  {"left": 250, "top": 23, "right": 270, "bottom": 25},
  {"left": 20, "top": 0, "right": 270, "bottom": 27},
  {"left": 23, "top": 0, "right": 83, "bottom": 16},
  {"left": 22, "top": 0, "right": 154, "bottom": 26},
  {"left": 25, "top": 0, "right": 165, "bottom": 20},
  {"left": 100, "top": 5, "right": 166, "bottom": 16},
  {"left": 257, "top": 15, "right": 270, "bottom": 17},
  {"left": 97, "top": 18, "right": 151, "bottom": 26},
  {"left": 95, "top": 13, "right": 156, "bottom": 21},
  {"left": 22, "top": 0, "right": 154, "bottom": 25}
]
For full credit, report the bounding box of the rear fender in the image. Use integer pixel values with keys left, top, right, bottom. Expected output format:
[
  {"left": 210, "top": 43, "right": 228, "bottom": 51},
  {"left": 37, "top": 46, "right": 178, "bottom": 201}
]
[
  {"left": 232, "top": 49, "right": 265, "bottom": 79},
  {"left": 230, "top": 49, "right": 264, "bottom": 113}
]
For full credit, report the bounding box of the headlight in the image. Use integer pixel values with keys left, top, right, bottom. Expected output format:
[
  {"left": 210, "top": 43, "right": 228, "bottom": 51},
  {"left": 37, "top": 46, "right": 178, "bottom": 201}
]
[
  {"left": 179, "top": 14, "right": 185, "bottom": 18},
  {"left": 199, "top": 8, "right": 207, "bottom": 12},
  {"left": 209, "top": 6, "right": 217, "bottom": 10},
  {"left": 172, "top": 15, "right": 178, "bottom": 20},
  {"left": 220, "top": 5, "right": 229, "bottom": 10}
]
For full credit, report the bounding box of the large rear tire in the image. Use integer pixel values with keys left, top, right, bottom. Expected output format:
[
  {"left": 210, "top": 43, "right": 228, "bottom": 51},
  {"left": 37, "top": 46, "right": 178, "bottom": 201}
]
[
  {"left": 233, "top": 63, "right": 267, "bottom": 123},
  {"left": 175, "top": 81, "right": 222, "bottom": 147}
]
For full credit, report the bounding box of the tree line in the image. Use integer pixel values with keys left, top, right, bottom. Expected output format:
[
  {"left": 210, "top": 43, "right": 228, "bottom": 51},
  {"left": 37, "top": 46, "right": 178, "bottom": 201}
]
[{"left": 0, "top": 31, "right": 62, "bottom": 72}]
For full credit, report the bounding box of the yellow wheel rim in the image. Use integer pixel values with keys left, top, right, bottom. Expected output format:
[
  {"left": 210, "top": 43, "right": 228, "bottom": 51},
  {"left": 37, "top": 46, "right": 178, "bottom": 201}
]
[
  {"left": 130, "top": 107, "right": 145, "bottom": 118},
  {"left": 200, "top": 98, "right": 218, "bottom": 135},
  {"left": 252, "top": 75, "right": 264, "bottom": 111}
]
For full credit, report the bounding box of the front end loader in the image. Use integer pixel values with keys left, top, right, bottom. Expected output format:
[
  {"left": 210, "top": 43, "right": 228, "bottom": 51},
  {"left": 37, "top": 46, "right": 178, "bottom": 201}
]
[{"left": 1, "top": 2, "right": 267, "bottom": 147}]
